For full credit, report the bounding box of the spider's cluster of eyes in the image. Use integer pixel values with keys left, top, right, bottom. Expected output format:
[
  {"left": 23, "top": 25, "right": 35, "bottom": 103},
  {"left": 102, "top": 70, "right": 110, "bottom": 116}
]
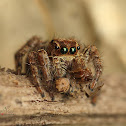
[{"left": 55, "top": 45, "right": 80, "bottom": 54}]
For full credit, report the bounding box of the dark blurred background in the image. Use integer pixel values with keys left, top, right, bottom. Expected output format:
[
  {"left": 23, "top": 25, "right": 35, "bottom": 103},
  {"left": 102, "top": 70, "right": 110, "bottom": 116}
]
[{"left": 0, "top": 0, "right": 126, "bottom": 75}]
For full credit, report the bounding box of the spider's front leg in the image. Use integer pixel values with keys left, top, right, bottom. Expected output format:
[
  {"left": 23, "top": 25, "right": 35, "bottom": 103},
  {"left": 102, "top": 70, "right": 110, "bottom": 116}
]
[
  {"left": 83, "top": 45, "right": 103, "bottom": 92},
  {"left": 28, "top": 51, "right": 45, "bottom": 98},
  {"left": 37, "top": 49, "right": 54, "bottom": 100}
]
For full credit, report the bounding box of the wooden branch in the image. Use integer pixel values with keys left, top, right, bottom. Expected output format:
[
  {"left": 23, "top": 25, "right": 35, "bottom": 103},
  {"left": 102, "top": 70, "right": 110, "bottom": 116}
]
[{"left": 0, "top": 69, "right": 126, "bottom": 125}]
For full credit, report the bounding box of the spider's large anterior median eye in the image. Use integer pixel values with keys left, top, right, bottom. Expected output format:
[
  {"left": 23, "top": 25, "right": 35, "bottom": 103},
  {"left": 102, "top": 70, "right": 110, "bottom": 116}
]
[
  {"left": 60, "top": 47, "right": 68, "bottom": 54},
  {"left": 70, "top": 47, "right": 76, "bottom": 54}
]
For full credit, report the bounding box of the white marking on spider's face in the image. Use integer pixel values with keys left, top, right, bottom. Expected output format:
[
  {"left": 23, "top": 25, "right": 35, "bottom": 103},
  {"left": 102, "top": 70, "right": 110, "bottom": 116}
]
[{"left": 57, "top": 55, "right": 75, "bottom": 62}]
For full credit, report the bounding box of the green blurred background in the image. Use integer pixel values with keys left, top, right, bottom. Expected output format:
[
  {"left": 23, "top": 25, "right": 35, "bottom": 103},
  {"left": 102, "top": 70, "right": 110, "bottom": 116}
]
[{"left": 0, "top": 0, "right": 126, "bottom": 75}]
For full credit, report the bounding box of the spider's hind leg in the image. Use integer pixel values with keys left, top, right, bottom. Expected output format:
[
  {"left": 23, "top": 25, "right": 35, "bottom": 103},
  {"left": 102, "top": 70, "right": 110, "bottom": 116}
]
[{"left": 15, "top": 36, "right": 42, "bottom": 74}]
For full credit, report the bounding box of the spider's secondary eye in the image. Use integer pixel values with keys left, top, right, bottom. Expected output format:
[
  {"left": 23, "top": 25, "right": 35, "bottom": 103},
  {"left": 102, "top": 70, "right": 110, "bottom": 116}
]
[
  {"left": 70, "top": 47, "right": 76, "bottom": 54},
  {"left": 61, "top": 47, "right": 68, "bottom": 54},
  {"left": 77, "top": 46, "right": 80, "bottom": 50},
  {"left": 55, "top": 46, "right": 59, "bottom": 49}
]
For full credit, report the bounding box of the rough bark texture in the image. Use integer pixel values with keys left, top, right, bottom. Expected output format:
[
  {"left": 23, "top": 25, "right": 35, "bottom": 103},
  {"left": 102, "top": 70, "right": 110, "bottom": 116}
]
[{"left": 0, "top": 68, "right": 126, "bottom": 125}]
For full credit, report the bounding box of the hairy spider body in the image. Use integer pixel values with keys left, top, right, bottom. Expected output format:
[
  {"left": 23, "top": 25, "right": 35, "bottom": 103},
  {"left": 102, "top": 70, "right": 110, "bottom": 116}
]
[{"left": 15, "top": 36, "right": 103, "bottom": 100}]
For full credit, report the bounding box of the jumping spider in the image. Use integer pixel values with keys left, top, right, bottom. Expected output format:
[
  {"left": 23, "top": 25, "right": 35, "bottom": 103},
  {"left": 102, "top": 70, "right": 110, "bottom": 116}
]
[{"left": 15, "top": 36, "right": 103, "bottom": 101}]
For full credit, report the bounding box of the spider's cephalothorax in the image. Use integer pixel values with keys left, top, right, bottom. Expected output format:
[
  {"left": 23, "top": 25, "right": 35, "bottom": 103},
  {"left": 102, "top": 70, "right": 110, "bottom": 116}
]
[
  {"left": 47, "top": 39, "right": 80, "bottom": 56},
  {"left": 15, "top": 36, "right": 103, "bottom": 100}
]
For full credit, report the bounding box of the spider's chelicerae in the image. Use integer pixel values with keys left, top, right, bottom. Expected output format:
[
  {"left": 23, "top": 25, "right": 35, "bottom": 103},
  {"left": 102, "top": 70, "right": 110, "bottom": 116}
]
[{"left": 15, "top": 36, "right": 103, "bottom": 101}]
